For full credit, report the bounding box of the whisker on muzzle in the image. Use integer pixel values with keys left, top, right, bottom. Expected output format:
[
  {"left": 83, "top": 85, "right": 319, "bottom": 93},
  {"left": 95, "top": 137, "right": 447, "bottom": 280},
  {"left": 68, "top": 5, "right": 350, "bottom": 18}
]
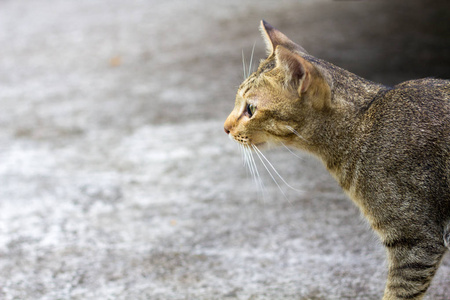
[
  {"left": 240, "top": 144, "right": 266, "bottom": 196},
  {"left": 285, "top": 125, "right": 309, "bottom": 143},
  {"left": 281, "top": 142, "right": 305, "bottom": 161},
  {"left": 252, "top": 144, "right": 303, "bottom": 193}
]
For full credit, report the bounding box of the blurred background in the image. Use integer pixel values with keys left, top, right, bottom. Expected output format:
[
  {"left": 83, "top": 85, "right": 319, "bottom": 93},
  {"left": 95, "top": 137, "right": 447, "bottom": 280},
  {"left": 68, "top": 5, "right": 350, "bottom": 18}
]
[{"left": 0, "top": 0, "right": 449, "bottom": 299}]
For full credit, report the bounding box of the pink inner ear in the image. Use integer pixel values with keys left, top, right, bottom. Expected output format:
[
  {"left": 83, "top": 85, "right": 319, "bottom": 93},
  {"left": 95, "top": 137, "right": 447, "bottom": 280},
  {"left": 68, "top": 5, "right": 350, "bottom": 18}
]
[
  {"left": 275, "top": 46, "right": 306, "bottom": 80},
  {"left": 275, "top": 46, "right": 310, "bottom": 90},
  {"left": 300, "top": 71, "right": 311, "bottom": 93}
]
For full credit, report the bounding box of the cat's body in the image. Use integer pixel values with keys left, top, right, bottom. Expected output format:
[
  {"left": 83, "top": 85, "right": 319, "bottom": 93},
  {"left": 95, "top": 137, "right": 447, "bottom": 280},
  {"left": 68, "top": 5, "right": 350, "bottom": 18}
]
[{"left": 224, "top": 21, "right": 450, "bottom": 299}]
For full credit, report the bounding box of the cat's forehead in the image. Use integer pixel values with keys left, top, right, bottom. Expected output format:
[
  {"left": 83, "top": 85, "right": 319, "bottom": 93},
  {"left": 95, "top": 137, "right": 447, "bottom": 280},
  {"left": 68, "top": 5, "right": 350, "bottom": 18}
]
[
  {"left": 256, "top": 57, "right": 276, "bottom": 76},
  {"left": 238, "top": 57, "right": 277, "bottom": 96}
]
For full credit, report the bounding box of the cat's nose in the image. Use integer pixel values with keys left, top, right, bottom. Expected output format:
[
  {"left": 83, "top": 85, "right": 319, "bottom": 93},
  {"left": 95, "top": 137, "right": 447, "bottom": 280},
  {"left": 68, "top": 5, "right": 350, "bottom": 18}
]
[{"left": 224, "top": 115, "right": 233, "bottom": 135}]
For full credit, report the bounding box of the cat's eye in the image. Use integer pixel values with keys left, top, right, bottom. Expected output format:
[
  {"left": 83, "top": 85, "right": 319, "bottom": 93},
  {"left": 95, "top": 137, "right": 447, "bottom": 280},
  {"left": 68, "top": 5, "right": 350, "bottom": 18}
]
[{"left": 247, "top": 103, "right": 256, "bottom": 117}]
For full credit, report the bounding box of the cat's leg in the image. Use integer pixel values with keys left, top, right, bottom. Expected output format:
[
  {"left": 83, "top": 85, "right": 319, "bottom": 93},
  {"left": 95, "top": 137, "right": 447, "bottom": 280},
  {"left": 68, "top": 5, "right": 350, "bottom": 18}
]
[
  {"left": 382, "top": 236, "right": 446, "bottom": 300},
  {"left": 444, "top": 221, "right": 450, "bottom": 249}
]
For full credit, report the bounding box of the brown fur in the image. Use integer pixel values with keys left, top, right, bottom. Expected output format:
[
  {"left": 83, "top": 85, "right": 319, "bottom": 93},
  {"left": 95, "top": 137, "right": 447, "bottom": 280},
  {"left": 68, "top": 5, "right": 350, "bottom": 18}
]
[{"left": 224, "top": 21, "right": 450, "bottom": 300}]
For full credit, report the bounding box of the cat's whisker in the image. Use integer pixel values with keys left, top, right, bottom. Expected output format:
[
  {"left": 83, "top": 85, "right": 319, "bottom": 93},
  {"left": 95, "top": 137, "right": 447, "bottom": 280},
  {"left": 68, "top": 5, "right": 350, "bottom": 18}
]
[
  {"left": 243, "top": 145, "right": 255, "bottom": 179},
  {"left": 285, "top": 125, "right": 308, "bottom": 143},
  {"left": 239, "top": 144, "right": 251, "bottom": 180},
  {"left": 245, "top": 145, "right": 266, "bottom": 194},
  {"left": 241, "top": 144, "right": 254, "bottom": 179},
  {"left": 248, "top": 41, "right": 256, "bottom": 77},
  {"left": 251, "top": 144, "right": 290, "bottom": 202},
  {"left": 281, "top": 142, "right": 305, "bottom": 160},
  {"left": 239, "top": 144, "right": 248, "bottom": 167},
  {"left": 245, "top": 146, "right": 256, "bottom": 179},
  {"left": 252, "top": 144, "right": 303, "bottom": 193},
  {"left": 241, "top": 145, "right": 264, "bottom": 197},
  {"left": 238, "top": 144, "right": 243, "bottom": 165},
  {"left": 242, "top": 49, "right": 247, "bottom": 80}
]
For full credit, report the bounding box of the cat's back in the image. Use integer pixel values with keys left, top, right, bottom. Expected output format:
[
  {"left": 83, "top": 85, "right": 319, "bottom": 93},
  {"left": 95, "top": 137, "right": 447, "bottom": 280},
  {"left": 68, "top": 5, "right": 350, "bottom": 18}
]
[
  {"left": 366, "top": 78, "right": 450, "bottom": 135},
  {"left": 393, "top": 77, "right": 450, "bottom": 103},
  {"left": 383, "top": 78, "right": 450, "bottom": 128},
  {"left": 347, "top": 78, "right": 450, "bottom": 223},
  {"left": 354, "top": 78, "right": 448, "bottom": 179},
  {"left": 355, "top": 78, "right": 450, "bottom": 198}
]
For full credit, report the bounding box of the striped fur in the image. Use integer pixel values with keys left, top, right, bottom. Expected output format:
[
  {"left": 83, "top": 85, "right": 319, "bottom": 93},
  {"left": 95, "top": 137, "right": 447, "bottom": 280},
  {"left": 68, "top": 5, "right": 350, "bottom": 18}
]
[{"left": 224, "top": 21, "right": 450, "bottom": 299}]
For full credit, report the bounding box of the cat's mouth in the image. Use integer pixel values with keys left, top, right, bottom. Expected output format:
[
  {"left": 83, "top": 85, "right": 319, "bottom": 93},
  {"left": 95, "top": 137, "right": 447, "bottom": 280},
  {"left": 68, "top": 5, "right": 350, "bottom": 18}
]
[{"left": 228, "top": 133, "right": 267, "bottom": 148}]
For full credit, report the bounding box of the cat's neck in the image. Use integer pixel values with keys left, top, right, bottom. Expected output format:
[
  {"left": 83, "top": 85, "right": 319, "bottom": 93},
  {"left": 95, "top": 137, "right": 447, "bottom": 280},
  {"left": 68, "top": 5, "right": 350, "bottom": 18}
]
[
  {"left": 309, "top": 56, "right": 388, "bottom": 111},
  {"left": 303, "top": 57, "right": 389, "bottom": 182}
]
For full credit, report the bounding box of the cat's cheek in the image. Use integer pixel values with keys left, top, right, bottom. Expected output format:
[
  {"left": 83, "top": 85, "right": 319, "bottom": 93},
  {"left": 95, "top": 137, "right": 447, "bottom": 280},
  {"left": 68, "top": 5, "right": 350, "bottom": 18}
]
[
  {"left": 247, "top": 132, "right": 268, "bottom": 148},
  {"left": 253, "top": 141, "right": 268, "bottom": 149}
]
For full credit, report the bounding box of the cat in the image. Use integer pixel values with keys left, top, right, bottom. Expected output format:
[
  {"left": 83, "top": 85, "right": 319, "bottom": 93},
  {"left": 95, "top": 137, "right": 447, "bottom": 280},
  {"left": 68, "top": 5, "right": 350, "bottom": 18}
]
[{"left": 224, "top": 20, "right": 450, "bottom": 300}]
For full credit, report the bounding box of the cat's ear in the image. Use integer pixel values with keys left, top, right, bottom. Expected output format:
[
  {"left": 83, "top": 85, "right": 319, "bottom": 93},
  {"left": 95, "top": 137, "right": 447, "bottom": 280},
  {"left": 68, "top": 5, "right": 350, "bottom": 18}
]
[
  {"left": 260, "top": 20, "right": 307, "bottom": 57},
  {"left": 275, "top": 45, "right": 312, "bottom": 94},
  {"left": 275, "top": 46, "right": 331, "bottom": 109}
]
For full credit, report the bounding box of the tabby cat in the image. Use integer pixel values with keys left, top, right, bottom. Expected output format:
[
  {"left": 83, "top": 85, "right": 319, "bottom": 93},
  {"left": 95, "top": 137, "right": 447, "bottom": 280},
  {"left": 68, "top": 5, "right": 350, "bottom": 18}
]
[{"left": 224, "top": 21, "right": 450, "bottom": 300}]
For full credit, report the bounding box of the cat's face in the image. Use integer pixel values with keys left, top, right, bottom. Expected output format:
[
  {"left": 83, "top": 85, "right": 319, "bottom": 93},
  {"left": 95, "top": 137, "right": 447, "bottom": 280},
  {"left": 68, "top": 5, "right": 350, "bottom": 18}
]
[
  {"left": 224, "top": 57, "right": 304, "bottom": 149},
  {"left": 224, "top": 21, "right": 331, "bottom": 151}
]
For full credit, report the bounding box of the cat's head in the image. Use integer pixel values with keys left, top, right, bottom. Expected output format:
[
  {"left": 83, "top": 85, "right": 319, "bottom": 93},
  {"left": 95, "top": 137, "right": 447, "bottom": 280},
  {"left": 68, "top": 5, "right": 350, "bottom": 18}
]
[{"left": 224, "top": 21, "right": 331, "bottom": 150}]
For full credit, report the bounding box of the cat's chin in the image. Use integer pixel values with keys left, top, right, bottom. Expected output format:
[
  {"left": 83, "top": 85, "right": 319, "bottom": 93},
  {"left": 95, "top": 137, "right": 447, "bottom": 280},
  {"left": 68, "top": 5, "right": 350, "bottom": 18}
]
[{"left": 252, "top": 142, "right": 269, "bottom": 150}]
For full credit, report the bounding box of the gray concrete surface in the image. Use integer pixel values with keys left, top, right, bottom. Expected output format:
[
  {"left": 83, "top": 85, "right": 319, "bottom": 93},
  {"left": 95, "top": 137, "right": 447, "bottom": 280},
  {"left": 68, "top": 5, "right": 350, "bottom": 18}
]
[{"left": 0, "top": 0, "right": 449, "bottom": 299}]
